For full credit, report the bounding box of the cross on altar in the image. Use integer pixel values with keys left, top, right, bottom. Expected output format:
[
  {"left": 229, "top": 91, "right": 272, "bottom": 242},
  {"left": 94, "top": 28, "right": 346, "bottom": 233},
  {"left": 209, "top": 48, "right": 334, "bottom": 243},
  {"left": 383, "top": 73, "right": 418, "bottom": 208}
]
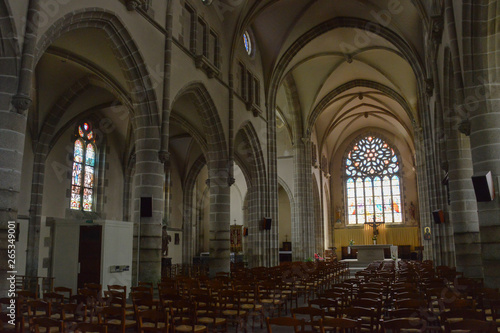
[{"left": 365, "top": 221, "right": 385, "bottom": 236}]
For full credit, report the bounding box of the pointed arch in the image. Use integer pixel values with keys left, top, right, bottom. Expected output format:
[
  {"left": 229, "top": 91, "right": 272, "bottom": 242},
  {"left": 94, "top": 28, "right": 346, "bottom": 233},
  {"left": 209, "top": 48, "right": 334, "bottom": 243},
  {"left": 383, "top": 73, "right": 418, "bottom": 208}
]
[
  {"left": 172, "top": 82, "right": 228, "bottom": 168},
  {"left": 182, "top": 155, "right": 207, "bottom": 263},
  {"left": 34, "top": 9, "right": 159, "bottom": 128},
  {"left": 234, "top": 121, "right": 269, "bottom": 267}
]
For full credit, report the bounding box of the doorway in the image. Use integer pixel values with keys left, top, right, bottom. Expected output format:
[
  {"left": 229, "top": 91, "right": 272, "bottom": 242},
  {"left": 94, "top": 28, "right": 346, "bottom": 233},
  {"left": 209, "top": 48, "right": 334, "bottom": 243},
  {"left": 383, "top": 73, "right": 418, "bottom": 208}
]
[{"left": 77, "top": 225, "right": 102, "bottom": 289}]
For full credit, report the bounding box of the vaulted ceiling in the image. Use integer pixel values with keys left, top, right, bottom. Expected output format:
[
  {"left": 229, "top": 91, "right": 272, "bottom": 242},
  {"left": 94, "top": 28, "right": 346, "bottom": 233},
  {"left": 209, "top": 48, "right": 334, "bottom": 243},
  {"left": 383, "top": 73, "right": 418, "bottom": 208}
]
[{"left": 238, "top": 0, "right": 428, "bottom": 160}]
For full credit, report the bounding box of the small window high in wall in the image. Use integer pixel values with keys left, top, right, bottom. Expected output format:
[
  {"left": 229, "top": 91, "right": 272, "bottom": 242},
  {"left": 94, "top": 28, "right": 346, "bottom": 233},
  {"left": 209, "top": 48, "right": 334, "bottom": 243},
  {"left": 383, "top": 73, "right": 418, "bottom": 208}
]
[
  {"left": 243, "top": 30, "right": 252, "bottom": 55},
  {"left": 345, "top": 135, "right": 402, "bottom": 224},
  {"left": 71, "top": 122, "right": 96, "bottom": 212}
]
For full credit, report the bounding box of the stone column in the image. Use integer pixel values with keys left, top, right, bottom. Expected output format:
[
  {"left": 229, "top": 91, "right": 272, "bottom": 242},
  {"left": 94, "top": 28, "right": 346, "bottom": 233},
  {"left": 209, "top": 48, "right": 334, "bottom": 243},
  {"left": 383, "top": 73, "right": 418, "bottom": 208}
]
[
  {"left": 0, "top": 0, "right": 35, "bottom": 295},
  {"left": 207, "top": 172, "right": 231, "bottom": 275},
  {"left": 445, "top": 130, "right": 482, "bottom": 278},
  {"left": 133, "top": 131, "right": 164, "bottom": 284},
  {"left": 462, "top": 0, "right": 500, "bottom": 288},
  {"left": 292, "top": 138, "right": 315, "bottom": 261},
  {"left": 414, "top": 127, "right": 434, "bottom": 261}
]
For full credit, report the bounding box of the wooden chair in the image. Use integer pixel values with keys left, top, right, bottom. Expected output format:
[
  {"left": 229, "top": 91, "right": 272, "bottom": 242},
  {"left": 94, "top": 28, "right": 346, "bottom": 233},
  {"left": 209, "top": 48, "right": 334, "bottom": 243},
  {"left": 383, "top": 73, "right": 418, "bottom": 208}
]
[
  {"left": 0, "top": 312, "right": 22, "bottom": 333},
  {"left": 291, "top": 306, "right": 324, "bottom": 332},
  {"left": 32, "top": 317, "right": 63, "bottom": 333},
  {"left": 236, "top": 284, "right": 264, "bottom": 329},
  {"left": 265, "top": 317, "right": 304, "bottom": 333},
  {"left": 98, "top": 306, "right": 136, "bottom": 333},
  {"left": 60, "top": 302, "right": 87, "bottom": 324},
  {"left": 43, "top": 292, "right": 65, "bottom": 319},
  {"left": 170, "top": 299, "right": 208, "bottom": 333},
  {"left": 53, "top": 287, "right": 73, "bottom": 302},
  {"left": 218, "top": 290, "right": 247, "bottom": 333},
  {"left": 444, "top": 318, "right": 496, "bottom": 333},
  {"left": 74, "top": 322, "right": 108, "bottom": 333},
  {"left": 380, "top": 318, "right": 427, "bottom": 333},
  {"left": 27, "top": 300, "right": 52, "bottom": 329},
  {"left": 321, "top": 317, "right": 361, "bottom": 333},
  {"left": 132, "top": 285, "right": 154, "bottom": 296},
  {"left": 84, "top": 283, "right": 102, "bottom": 299},
  {"left": 342, "top": 306, "right": 377, "bottom": 333},
  {"left": 137, "top": 309, "right": 169, "bottom": 333},
  {"left": 440, "top": 308, "right": 485, "bottom": 326},
  {"left": 258, "top": 281, "right": 285, "bottom": 317},
  {"left": 195, "top": 305, "right": 228, "bottom": 333}
]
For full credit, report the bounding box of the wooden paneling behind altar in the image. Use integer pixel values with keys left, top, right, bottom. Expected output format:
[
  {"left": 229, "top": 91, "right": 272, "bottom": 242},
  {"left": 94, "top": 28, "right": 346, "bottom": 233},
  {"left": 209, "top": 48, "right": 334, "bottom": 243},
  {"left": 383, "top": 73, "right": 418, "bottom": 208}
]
[{"left": 334, "top": 225, "right": 420, "bottom": 258}]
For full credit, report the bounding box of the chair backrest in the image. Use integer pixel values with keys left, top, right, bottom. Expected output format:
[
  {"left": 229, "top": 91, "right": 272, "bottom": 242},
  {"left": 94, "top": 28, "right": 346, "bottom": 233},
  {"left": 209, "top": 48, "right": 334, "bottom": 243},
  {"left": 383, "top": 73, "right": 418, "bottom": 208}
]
[
  {"left": 342, "top": 306, "right": 377, "bottom": 332},
  {"left": 62, "top": 303, "right": 87, "bottom": 322},
  {"left": 291, "top": 306, "right": 325, "bottom": 321},
  {"left": 322, "top": 317, "right": 361, "bottom": 333},
  {"left": 394, "top": 298, "right": 428, "bottom": 310},
  {"left": 137, "top": 308, "right": 168, "bottom": 331},
  {"left": 444, "top": 318, "right": 496, "bottom": 333},
  {"left": 28, "top": 299, "right": 51, "bottom": 317},
  {"left": 74, "top": 322, "right": 108, "bottom": 333},
  {"left": 54, "top": 286, "right": 73, "bottom": 300},
  {"left": 107, "top": 285, "right": 126, "bottom": 297},
  {"left": 381, "top": 318, "right": 426, "bottom": 333},
  {"left": 266, "top": 317, "right": 304, "bottom": 333},
  {"left": 32, "top": 317, "right": 63, "bottom": 333},
  {"left": 43, "top": 292, "right": 65, "bottom": 305},
  {"left": 441, "top": 308, "right": 485, "bottom": 324}
]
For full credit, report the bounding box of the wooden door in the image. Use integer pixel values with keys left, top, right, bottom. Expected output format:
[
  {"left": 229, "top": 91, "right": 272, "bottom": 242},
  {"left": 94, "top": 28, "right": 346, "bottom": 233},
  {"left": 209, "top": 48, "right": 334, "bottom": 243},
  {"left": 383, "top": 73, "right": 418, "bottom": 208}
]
[{"left": 77, "top": 225, "right": 102, "bottom": 289}]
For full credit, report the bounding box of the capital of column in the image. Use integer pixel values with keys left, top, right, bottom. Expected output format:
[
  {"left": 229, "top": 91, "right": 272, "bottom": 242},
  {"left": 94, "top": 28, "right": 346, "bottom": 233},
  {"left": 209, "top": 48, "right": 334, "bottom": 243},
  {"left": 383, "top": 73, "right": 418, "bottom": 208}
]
[
  {"left": 458, "top": 118, "right": 471, "bottom": 136},
  {"left": 11, "top": 94, "right": 32, "bottom": 114},
  {"left": 158, "top": 150, "right": 170, "bottom": 163},
  {"left": 125, "top": 0, "right": 142, "bottom": 11}
]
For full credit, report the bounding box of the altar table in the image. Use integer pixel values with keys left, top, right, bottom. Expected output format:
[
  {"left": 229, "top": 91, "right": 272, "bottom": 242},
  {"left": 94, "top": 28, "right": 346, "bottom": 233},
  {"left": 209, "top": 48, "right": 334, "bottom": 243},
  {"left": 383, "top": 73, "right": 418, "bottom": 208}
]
[{"left": 350, "top": 244, "right": 392, "bottom": 263}]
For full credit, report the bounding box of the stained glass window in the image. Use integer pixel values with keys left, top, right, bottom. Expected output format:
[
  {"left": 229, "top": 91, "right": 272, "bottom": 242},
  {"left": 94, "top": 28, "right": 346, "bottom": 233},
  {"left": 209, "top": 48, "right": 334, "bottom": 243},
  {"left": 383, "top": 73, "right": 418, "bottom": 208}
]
[
  {"left": 70, "top": 122, "right": 96, "bottom": 211},
  {"left": 345, "top": 136, "right": 402, "bottom": 224},
  {"left": 243, "top": 31, "right": 252, "bottom": 55}
]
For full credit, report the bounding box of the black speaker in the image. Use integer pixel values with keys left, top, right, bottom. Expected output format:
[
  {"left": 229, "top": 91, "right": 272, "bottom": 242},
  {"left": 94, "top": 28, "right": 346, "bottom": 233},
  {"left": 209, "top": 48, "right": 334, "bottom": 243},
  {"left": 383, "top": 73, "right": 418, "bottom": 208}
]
[
  {"left": 263, "top": 217, "right": 272, "bottom": 230},
  {"left": 472, "top": 171, "right": 495, "bottom": 202},
  {"left": 432, "top": 209, "right": 444, "bottom": 224},
  {"left": 140, "top": 197, "right": 152, "bottom": 217}
]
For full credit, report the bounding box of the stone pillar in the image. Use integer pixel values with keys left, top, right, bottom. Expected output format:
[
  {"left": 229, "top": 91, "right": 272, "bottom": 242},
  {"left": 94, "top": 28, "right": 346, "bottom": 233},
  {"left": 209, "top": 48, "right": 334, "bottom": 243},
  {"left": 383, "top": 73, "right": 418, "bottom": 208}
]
[
  {"left": 462, "top": 0, "right": 500, "bottom": 288},
  {"left": 292, "top": 138, "right": 315, "bottom": 261},
  {"left": 445, "top": 130, "right": 482, "bottom": 278},
  {"left": 414, "top": 127, "right": 434, "bottom": 261},
  {"left": 207, "top": 172, "right": 231, "bottom": 275},
  {"left": 133, "top": 131, "right": 164, "bottom": 284},
  {"left": 0, "top": 110, "right": 27, "bottom": 295},
  {"left": 0, "top": 0, "right": 34, "bottom": 295}
]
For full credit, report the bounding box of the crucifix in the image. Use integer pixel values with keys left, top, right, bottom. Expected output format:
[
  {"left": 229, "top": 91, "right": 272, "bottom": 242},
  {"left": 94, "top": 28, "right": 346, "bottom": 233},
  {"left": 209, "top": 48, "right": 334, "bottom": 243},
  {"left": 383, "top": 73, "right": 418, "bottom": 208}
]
[{"left": 365, "top": 221, "right": 385, "bottom": 236}]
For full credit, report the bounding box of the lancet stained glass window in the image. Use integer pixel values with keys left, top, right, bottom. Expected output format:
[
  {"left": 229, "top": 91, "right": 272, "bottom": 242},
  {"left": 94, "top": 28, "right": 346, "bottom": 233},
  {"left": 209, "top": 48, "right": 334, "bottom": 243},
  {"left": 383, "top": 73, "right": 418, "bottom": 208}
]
[
  {"left": 345, "top": 136, "right": 402, "bottom": 224},
  {"left": 71, "top": 122, "right": 96, "bottom": 212},
  {"left": 243, "top": 31, "right": 252, "bottom": 55}
]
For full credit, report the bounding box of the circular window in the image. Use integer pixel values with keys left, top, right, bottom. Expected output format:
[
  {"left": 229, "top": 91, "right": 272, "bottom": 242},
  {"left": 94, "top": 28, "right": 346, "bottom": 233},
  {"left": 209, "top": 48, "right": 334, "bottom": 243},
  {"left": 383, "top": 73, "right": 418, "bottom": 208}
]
[{"left": 243, "top": 31, "right": 252, "bottom": 55}]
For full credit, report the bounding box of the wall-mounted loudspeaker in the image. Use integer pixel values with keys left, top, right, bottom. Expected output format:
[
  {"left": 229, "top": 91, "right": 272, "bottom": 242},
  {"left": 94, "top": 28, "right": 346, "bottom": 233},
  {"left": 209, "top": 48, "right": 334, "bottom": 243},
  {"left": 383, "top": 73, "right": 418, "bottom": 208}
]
[
  {"left": 432, "top": 209, "right": 444, "bottom": 224},
  {"left": 140, "top": 197, "right": 153, "bottom": 217},
  {"left": 471, "top": 171, "right": 495, "bottom": 202},
  {"left": 263, "top": 217, "right": 272, "bottom": 230}
]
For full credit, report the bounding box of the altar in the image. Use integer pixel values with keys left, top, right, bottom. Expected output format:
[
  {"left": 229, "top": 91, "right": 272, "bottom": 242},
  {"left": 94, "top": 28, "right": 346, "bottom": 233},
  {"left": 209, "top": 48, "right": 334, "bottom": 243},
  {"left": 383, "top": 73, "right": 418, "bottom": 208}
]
[{"left": 350, "top": 244, "right": 392, "bottom": 263}]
